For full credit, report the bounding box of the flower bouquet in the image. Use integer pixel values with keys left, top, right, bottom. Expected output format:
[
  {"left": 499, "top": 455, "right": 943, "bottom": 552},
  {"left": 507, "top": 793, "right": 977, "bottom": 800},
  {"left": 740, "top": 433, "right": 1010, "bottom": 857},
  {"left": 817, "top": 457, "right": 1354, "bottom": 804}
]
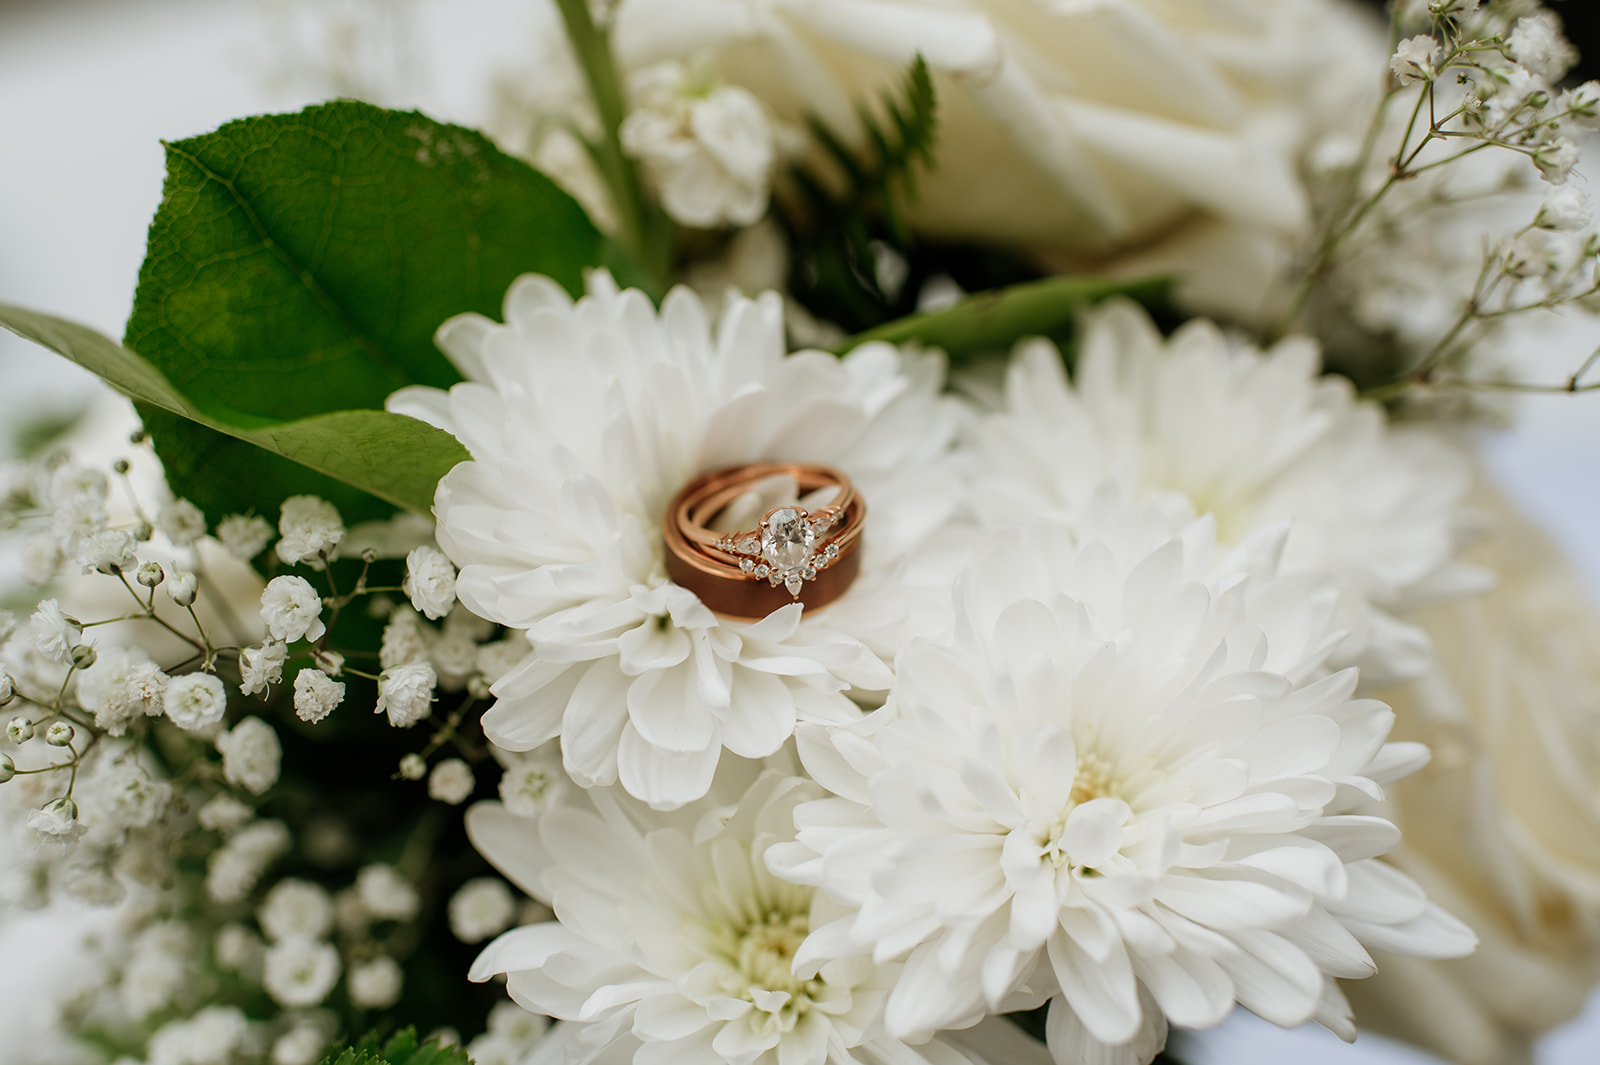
[{"left": 2, "top": 2, "right": 1599, "bottom": 1065}]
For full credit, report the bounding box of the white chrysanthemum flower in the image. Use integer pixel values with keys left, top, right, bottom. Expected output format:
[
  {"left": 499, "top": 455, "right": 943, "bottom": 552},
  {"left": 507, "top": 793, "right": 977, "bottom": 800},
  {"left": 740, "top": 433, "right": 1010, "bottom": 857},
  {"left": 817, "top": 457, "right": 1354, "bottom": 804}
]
[
  {"left": 468, "top": 771, "right": 1029, "bottom": 1065},
  {"left": 216, "top": 716, "right": 282, "bottom": 794},
  {"left": 404, "top": 545, "right": 458, "bottom": 619},
  {"left": 357, "top": 864, "right": 420, "bottom": 921},
  {"left": 261, "top": 576, "right": 326, "bottom": 644},
  {"left": 216, "top": 513, "right": 274, "bottom": 561},
  {"left": 620, "top": 59, "right": 777, "bottom": 228},
  {"left": 967, "top": 300, "right": 1475, "bottom": 686},
  {"left": 30, "top": 599, "right": 79, "bottom": 665},
  {"left": 349, "top": 956, "right": 405, "bottom": 1009},
  {"left": 387, "top": 272, "right": 960, "bottom": 809},
  {"left": 767, "top": 497, "right": 1475, "bottom": 1064},
  {"left": 376, "top": 661, "right": 436, "bottom": 728},
  {"left": 429, "top": 758, "right": 475, "bottom": 804},
  {"left": 259, "top": 878, "right": 336, "bottom": 942},
  {"left": 292, "top": 667, "right": 344, "bottom": 724},
  {"left": 263, "top": 936, "right": 341, "bottom": 1008},
  {"left": 157, "top": 498, "right": 207, "bottom": 547},
  {"left": 240, "top": 640, "right": 288, "bottom": 697},
  {"left": 162, "top": 673, "right": 228, "bottom": 731},
  {"left": 449, "top": 877, "right": 516, "bottom": 943},
  {"left": 277, "top": 495, "right": 345, "bottom": 566}
]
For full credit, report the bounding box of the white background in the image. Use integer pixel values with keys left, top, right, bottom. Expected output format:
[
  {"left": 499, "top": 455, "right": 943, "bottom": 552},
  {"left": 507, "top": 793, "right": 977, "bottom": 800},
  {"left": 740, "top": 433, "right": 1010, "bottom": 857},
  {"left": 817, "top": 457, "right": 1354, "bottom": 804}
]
[{"left": 0, "top": 0, "right": 1597, "bottom": 1063}]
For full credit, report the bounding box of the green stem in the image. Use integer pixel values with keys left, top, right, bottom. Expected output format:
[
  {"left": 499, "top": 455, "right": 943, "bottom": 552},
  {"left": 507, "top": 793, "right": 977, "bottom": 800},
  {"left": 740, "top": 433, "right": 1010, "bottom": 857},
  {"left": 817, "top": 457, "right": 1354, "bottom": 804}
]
[{"left": 552, "top": 0, "right": 669, "bottom": 293}]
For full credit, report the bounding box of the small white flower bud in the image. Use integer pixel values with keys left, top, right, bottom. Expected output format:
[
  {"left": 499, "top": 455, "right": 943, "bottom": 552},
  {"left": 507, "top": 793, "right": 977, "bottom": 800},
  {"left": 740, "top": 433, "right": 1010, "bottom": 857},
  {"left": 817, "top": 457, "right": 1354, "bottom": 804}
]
[
  {"left": 70, "top": 644, "right": 98, "bottom": 670},
  {"left": 46, "top": 721, "right": 75, "bottom": 746},
  {"left": 0, "top": 672, "right": 13, "bottom": 708},
  {"left": 313, "top": 649, "right": 344, "bottom": 677},
  {"left": 134, "top": 522, "right": 154, "bottom": 542},
  {"left": 136, "top": 561, "right": 165, "bottom": 588},
  {"left": 1390, "top": 36, "right": 1442, "bottom": 86},
  {"left": 168, "top": 570, "right": 199, "bottom": 607},
  {"left": 0, "top": 753, "right": 14, "bottom": 783},
  {"left": 7, "top": 716, "right": 32, "bottom": 743},
  {"left": 398, "top": 753, "right": 427, "bottom": 781},
  {"left": 112, "top": 458, "right": 130, "bottom": 475}
]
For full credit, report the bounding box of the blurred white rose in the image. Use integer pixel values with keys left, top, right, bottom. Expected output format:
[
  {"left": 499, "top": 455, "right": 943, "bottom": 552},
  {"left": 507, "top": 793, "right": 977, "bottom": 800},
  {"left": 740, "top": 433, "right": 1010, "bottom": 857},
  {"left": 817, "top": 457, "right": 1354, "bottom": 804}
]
[
  {"left": 1350, "top": 475, "right": 1600, "bottom": 1065},
  {"left": 614, "top": 0, "right": 1379, "bottom": 265}
]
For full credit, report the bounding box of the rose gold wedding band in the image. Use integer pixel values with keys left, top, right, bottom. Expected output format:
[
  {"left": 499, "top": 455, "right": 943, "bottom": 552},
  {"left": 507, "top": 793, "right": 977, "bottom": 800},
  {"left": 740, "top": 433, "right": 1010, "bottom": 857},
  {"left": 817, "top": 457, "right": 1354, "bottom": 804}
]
[{"left": 663, "top": 463, "right": 865, "bottom": 620}]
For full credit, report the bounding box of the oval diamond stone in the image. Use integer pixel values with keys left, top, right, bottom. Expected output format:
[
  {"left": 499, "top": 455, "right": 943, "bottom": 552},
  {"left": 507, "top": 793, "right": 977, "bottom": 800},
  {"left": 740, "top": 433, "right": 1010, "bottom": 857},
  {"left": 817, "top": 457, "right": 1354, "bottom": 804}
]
[{"left": 761, "top": 508, "right": 815, "bottom": 571}]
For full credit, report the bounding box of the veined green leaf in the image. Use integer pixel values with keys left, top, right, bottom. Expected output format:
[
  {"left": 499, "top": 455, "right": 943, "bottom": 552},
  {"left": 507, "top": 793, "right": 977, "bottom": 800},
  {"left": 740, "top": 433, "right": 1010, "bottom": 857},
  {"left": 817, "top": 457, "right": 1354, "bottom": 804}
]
[{"left": 0, "top": 304, "right": 465, "bottom": 516}]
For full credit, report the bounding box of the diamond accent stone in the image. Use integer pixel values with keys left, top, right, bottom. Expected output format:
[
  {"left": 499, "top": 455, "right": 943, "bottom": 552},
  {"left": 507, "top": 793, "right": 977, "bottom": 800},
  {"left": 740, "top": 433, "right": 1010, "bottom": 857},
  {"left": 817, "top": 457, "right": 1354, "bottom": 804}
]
[
  {"left": 754, "top": 564, "right": 770, "bottom": 579},
  {"left": 740, "top": 558, "right": 755, "bottom": 574},
  {"left": 735, "top": 535, "right": 760, "bottom": 556},
  {"left": 785, "top": 575, "right": 804, "bottom": 596}
]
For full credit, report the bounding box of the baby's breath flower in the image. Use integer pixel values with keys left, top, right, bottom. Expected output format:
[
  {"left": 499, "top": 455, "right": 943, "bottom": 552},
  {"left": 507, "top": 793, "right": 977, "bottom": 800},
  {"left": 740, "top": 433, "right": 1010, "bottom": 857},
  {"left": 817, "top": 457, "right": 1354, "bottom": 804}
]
[
  {"left": 198, "top": 793, "right": 254, "bottom": 834},
  {"left": 136, "top": 560, "right": 165, "bottom": 588},
  {"left": 398, "top": 752, "right": 427, "bottom": 781},
  {"left": 206, "top": 819, "right": 291, "bottom": 902},
  {"left": 216, "top": 513, "right": 273, "bottom": 561},
  {"left": 30, "top": 599, "right": 79, "bottom": 665},
  {"left": 122, "top": 923, "right": 192, "bottom": 1020},
  {"left": 214, "top": 923, "right": 263, "bottom": 972},
  {"left": 216, "top": 716, "right": 282, "bottom": 794},
  {"left": 1509, "top": 12, "right": 1576, "bottom": 83},
  {"left": 6, "top": 716, "right": 30, "bottom": 743},
  {"left": 292, "top": 668, "right": 344, "bottom": 724},
  {"left": 348, "top": 956, "right": 404, "bottom": 1010},
  {"left": 497, "top": 751, "right": 567, "bottom": 819},
  {"left": 263, "top": 937, "right": 341, "bottom": 1008},
  {"left": 375, "top": 662, "right": 435, "bottom": 729},
  {"left": 0, "top": 670, "right": 13, "bottom": 708},
  {"left": 28, "top": 797, "right": 85, "bottom": 845},
  {"left": 45, "top": 721, "right": 73, "bottom": 747},
  {"left": 1558, "top": 81, "right": 1600, "bottom": 129},
  {"left": 403, "top": 545, "right": 457, "bottom": 620},
  {"left": 1536, "top": 185, "right": 1591, "bottom": 231},
  {"left": 427, "top": 758, "right": 473, "bottom": 805},
  {"left": 0, "top": 753, "right": 14, "bottom": 783},
  {"left": 474, "top": 638, "right": 529, "bottom": 685},
  {"left": 163, "top": 672, "right": 227, "bottom": 731},
  {"left": 312, "top": 648, "right": 344, "bottom": 677},
  {"left": 157, "top": 498, "right": 207, "bottom": 546},
  {"left": 380, "top": 609, "right": 430, "bottom": 670},
  {"left": 62, "top": 862, "right": 125, "bottom": 906},
  {"left": 356, "top": 864, "right": 419, "bottom": 921},
  {"left": 75, "top": 527, "right": 137, "bottom": 574},
  {"left": 168, "top": 569, "right": 198, "bottom": 607},
  {"left": 1534, "top": 137, "right": 1581, "bottom": 185},
  {"left": 259, "top": 879, "right": 335, "bottom": 941},
  {"left": 272, "top": 1025, "right": 328, "bottom": 1065},
  {"left": 276, "top": 495, "right": 344, "bottom": 566},
  {"left": 1391, "top": 35, "right": 1442, "bottom": 85},
  {"left": 240, "top": 641, "right": 287, "bottom": 697},
  {"left": 448, "top": 878, "right": 515, "bottom": 943},
  {"left": 260, "top": 576, "right": 325, "bottom": 644},
  {"left": 70, "top": 643, "right": 97, "bottom": 670}
]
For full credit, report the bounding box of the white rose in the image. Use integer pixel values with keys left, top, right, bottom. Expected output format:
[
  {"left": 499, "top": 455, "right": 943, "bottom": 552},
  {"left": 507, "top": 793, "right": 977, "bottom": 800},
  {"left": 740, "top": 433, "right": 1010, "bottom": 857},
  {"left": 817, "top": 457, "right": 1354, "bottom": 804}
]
[
  {"left": 1350, "top": 479, "right": 1600, "bottom": 1065},
  {"left": 614, "top": 0, "right": 1374, "bottom": 259}
]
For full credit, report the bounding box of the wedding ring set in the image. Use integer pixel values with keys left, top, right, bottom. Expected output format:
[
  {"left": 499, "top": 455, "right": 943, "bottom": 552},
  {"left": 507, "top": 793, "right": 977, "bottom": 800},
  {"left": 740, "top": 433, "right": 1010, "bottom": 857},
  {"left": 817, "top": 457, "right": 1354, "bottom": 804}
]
[{"left": 663, "top": 463, "right": 865, "bottom": 620}]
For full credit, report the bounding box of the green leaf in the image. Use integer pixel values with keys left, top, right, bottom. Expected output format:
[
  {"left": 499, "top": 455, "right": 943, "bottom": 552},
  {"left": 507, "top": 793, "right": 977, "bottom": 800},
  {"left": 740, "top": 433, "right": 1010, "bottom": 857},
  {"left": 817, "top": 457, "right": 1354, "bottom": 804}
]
[
  {"left": 836, "top": 274, "right": 1173, "bottom": 361},
  {"left": 0, "top": 304, "right": 466, "bottom": 516},
  {"left": 122, "top": 99, "right": 625, "bottom": 517},
  {"left": 318, "top": 1027, "right": 473, "bottom": 1065}
]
